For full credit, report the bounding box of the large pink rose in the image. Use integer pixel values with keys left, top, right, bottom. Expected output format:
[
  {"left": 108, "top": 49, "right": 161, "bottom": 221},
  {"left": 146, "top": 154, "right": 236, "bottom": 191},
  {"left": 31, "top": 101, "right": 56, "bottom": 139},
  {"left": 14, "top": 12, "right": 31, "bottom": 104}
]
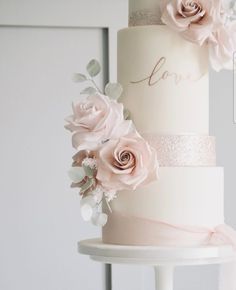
[
  {"left": 161, "top": 0, "right": 222, "bottom": 45},
  {"left": 96, "top": 132, "right": 159, "bottom": 191},
  {"left": 208, "top": 22, "right": 236, "bottom": 71},
  {"left": 65, "top": 93, "right": 133, "bottom": 150}
]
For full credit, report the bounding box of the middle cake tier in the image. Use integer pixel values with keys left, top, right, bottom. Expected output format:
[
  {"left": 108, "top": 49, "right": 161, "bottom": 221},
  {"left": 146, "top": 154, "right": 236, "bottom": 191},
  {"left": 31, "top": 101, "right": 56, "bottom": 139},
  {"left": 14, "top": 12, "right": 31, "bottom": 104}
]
[{"left": 102, "top": 167, "right": 224, "bottom": 246}]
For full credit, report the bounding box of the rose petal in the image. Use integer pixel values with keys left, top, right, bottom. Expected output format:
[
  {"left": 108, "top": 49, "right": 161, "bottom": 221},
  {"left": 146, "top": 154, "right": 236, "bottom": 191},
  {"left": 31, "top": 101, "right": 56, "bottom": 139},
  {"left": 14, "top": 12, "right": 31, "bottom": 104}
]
[{"left": 209, "top": 22, "right": 236, "bottom": 71}]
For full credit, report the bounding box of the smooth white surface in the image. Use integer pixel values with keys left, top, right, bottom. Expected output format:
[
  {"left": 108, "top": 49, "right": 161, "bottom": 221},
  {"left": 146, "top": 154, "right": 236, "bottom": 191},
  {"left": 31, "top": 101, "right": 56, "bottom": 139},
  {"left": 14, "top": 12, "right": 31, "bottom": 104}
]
[
  {"left": 79, "top": 239, "right": 235, "bottom": 266},
  {"left": 118, "top": 25, "right": 209, "bottom": 135},
  {"left": 109, "top": 167, "right": 224, "bottom": 228}
]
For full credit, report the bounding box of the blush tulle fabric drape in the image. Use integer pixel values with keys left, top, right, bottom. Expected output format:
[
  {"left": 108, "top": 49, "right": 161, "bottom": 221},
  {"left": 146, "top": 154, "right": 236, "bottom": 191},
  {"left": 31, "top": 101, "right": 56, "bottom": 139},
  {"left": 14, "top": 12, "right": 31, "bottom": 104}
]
[{"left": 103, "top": 212, "right": 236, "bottom": 289}]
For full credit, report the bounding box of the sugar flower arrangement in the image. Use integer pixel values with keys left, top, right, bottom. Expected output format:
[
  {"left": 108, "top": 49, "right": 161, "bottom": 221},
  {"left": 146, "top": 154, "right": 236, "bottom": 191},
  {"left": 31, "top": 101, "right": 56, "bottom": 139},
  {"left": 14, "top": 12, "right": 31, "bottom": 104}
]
[
  {"left": 65, "top": 60, "right": 159, "bottom": 226},
  {"left": 160, "top": 0, "right": 236, "bottom": 71}
]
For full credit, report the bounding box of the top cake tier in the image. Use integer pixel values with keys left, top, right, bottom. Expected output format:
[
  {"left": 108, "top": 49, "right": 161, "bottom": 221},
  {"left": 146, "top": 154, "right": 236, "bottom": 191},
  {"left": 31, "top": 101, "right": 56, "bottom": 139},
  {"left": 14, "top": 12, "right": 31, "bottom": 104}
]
[{"left": 129, "top": 0, "right": 163, "bottom": 26}]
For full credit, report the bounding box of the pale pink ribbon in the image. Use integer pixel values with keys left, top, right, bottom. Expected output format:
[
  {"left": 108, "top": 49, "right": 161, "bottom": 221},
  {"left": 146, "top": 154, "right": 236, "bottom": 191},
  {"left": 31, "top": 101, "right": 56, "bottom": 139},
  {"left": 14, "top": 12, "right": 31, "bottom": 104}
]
[
  {"left": 103, "top": 212, "right": 236, "bottom": 289},
  {"left": 103, "top": 211, "right": 236, "bottom": 248}
]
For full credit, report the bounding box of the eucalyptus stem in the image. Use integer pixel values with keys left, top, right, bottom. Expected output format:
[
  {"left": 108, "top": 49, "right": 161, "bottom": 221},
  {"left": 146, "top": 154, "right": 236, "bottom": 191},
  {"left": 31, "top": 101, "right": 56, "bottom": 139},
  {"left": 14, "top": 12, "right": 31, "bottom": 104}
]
[
  {"left": 89, "top": 78, "right": 103, "bottom": 94},
  {"left": 98, "top": 195, "right": 112, "bottom": 213},
  {"left": 105, "top": 198, "right": 112, "bottom": 213}
]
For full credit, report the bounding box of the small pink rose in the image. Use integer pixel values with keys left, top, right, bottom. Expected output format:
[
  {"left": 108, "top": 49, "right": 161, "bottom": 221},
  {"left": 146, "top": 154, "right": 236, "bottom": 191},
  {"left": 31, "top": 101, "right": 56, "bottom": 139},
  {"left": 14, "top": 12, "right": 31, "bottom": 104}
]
[
  {"left": 65, "top": 93, "right": 133, "bottom": 150},
  {"left": 208, "top": 21, "right": 236, "bottom": 71},
  {"left": 161, "top": 0, "right": 222, "bottom": 45},
  {"left": 96, "top": 132, "right": 159, "bottom": 191}
]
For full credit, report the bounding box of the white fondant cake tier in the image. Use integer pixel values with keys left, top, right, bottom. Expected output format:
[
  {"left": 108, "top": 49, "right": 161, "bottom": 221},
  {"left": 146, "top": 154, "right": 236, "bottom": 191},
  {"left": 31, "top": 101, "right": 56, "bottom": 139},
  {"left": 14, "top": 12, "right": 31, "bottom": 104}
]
[
  {"left": 118, "top": 25, "right": 209, "bottom": 135},
  {"left": 103, "top": 167, "right": 224, "bottom": 245}
]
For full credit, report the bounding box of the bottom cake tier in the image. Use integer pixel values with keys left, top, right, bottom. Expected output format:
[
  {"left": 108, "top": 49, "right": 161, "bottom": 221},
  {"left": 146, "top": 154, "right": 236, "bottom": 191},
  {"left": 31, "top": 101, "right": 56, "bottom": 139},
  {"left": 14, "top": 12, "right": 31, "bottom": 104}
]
[{"left": 102, "top": 167, "right": 224, "bottom": 246}]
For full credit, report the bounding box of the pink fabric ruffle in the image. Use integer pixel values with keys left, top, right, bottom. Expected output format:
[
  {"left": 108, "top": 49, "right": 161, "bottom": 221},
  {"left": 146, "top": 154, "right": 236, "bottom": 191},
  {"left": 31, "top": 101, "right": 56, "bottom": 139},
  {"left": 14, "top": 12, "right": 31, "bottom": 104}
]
[{"left": 103, "top": 212, "right": 236, "bottom": 289}]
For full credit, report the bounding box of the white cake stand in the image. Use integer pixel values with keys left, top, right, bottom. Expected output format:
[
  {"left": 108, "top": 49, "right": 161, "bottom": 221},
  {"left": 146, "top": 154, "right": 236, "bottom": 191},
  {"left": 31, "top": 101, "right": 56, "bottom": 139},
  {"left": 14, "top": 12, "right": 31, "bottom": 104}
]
[{"left": 79, "top": 238, "right": 236, "bottom": 290}]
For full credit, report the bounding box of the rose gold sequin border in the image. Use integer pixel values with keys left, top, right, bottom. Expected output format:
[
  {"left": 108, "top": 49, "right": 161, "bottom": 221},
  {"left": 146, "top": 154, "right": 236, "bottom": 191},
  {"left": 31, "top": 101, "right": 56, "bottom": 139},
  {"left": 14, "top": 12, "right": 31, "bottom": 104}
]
[
  {"left": 129, "top": 9, "right": 163, "bottom": 27},
  {"left": 143, "top": 134, "right": 216, "bottom": 167}
]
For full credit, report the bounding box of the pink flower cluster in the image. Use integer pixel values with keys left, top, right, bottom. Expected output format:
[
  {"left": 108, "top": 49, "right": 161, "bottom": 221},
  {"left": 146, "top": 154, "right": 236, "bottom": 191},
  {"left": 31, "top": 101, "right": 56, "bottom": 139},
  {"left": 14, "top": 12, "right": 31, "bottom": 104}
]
[
  {"left": 160, "top": 0, "right": 236, "bottom": 71},
  {"left": 65, "top": 93, "right": 159, "bottom": 192}
]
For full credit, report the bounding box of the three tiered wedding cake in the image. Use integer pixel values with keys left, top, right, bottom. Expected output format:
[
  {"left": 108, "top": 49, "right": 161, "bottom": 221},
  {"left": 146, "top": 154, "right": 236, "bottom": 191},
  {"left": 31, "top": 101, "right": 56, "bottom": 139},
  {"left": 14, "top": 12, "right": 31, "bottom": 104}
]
[{"left": 103, "top": 0, "right": 225, "bottom": 246}]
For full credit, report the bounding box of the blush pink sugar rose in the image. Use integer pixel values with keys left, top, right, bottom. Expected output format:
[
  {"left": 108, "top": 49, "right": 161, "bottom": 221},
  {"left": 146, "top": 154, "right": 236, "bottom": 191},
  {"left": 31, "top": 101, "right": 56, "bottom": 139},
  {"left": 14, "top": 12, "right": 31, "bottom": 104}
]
[
  {"left": 65, "top": 93, "right": 133, "bottom": 150},
  {"left": 209, "top": 21, "right": 236, "bottom": 71},
  {"left": 96, "top": 132, "right": 159, "bottom": 191},
  {"left": 161, "top": 0, "right": 222, "bottom": 45}
]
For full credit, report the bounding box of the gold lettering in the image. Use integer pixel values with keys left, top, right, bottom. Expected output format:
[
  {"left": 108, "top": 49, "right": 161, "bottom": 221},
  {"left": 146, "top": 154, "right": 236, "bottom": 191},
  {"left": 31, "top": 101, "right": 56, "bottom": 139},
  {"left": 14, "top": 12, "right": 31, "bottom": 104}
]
[{"left": 130, "top": 57, "right": 203, "bottom": 86}]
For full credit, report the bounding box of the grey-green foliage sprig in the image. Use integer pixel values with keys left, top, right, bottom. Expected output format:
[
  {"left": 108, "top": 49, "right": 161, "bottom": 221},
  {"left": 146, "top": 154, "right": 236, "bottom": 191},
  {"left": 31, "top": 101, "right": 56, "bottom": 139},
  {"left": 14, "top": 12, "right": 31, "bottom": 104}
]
[
  {"left": 73, "top": 59, "right": 124, "bottom": 101},
  {"left": 225, "top": 0, "right": 236, "bottom": 21}
]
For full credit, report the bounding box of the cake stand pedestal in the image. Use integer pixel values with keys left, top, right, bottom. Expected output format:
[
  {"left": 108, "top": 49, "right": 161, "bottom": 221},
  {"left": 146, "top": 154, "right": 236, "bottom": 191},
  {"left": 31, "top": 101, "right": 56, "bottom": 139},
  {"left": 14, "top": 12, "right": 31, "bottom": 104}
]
[{"left": 78, "top": 238, "right": 236, "bottom": 290}]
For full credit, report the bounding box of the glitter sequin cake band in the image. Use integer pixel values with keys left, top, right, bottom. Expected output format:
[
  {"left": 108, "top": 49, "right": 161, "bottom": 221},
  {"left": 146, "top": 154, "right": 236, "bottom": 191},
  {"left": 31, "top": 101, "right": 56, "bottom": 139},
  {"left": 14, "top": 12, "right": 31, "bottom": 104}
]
[
  {"left": 142, "top": 134, "right": 216, "bottom": 166},
  {"left": 129, "top": 9, "right": 163, "bottom": 26}
]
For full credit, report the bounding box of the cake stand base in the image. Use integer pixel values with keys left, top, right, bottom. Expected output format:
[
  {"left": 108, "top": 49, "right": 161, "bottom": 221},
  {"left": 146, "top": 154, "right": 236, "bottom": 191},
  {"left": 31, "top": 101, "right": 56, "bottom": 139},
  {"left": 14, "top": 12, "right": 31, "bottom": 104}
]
[{"left": 78, "top": 238, "right": 236, "bottom": 290}]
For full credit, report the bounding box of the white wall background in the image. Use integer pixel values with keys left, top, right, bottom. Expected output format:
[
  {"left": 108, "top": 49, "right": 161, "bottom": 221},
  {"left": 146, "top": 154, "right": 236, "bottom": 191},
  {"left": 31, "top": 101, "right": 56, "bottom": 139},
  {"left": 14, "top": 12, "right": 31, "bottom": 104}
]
[
  {"left": 0, "top": 1, "right": 235, "bottom": 290},
  {"left": 0, "top": 25, "right": 106, "bottom": 290}
]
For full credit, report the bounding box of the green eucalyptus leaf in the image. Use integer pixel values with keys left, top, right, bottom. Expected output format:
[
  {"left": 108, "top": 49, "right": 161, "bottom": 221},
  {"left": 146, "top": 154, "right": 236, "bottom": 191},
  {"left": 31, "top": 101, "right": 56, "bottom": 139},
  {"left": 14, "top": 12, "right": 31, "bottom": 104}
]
[
  {"left": 68, "top": 167, "right": 85, "bottom": 183},
  {"left": 80, "top": 178, "right": 94, "bottom": 194},
  {"left": 86, "top": 59, "right": 101, "bottom": 77},
  {"left": 83, "top": 164, "right": 96, "bottom": 178},
  {"left": 72, "top": 73, "right": 87, "bottom": 82},
  {"left": 105, "top": 82, "right": 123, "bottom": 100},
  {"left": 80, "top": 196, "right": 96, "bottom": 221},
  {"left": 124, "top": 108, "right": 131, "bottom": 120},
  {"left": 80, "top": 87, "right": 97, "bottom": 95}
]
